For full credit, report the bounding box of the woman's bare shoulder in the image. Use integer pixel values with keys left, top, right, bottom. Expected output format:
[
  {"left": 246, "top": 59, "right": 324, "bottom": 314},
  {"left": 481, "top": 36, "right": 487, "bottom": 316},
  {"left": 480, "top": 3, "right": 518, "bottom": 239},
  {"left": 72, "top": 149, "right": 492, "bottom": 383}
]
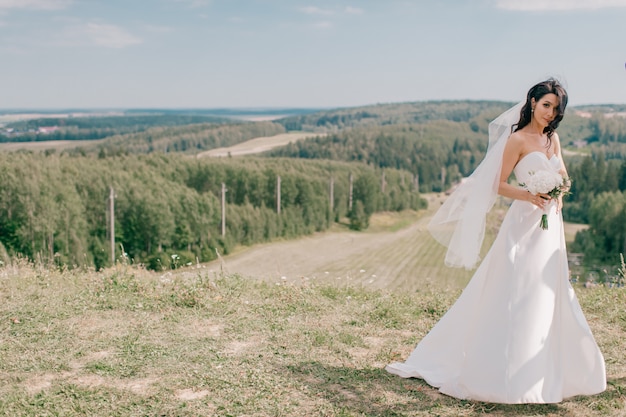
[
  {"left": 508, "top": 129, "right": 527, "bottom": 140},
  {"left": 506, "top": 130, "right": 526, "bottom": 149},
  {"left": 552, "top": 131, "right": 562, "bottom": 153}
]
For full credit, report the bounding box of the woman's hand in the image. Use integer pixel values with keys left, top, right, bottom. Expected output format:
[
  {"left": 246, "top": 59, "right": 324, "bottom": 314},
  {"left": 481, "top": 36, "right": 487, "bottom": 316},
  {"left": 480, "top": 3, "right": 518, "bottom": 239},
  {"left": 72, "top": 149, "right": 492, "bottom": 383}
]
[
  {"left": 527, "top": 192, "right": 551, "bottom": 209},
  {"left": 556, "top": 195, "right": 564, "bottom": 214}
]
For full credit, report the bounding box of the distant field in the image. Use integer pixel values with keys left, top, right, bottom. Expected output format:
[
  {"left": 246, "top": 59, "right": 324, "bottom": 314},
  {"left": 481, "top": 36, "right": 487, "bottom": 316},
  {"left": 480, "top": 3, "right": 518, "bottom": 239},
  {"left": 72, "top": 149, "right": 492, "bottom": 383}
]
[
  {"left": 564, "top": 222, "right": 589, "bottom": 243},
  {"left": 0, "top": 112, "right": 125, "bottom": 129},
  {"left": 197, "top": 132, "right": 327, "bottom": 158},
  {"left": 0, "top": 128, "right": 317, "bottom": 155},
  {"left": 0, "top": 130, "right": 320, "bottom": 155},
  {"left": 0, "top": 113, "right": 95, "bottom": 125},
  {"left": 0, "top": 139, "right": 105, "bottom": 152}
]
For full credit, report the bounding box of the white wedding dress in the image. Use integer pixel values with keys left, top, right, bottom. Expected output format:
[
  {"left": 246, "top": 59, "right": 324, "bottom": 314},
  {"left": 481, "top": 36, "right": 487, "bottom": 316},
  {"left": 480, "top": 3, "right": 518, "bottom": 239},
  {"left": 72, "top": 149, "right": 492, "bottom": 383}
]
[{"left": 386, "top": 151, "right": 606, "bottom": 403}]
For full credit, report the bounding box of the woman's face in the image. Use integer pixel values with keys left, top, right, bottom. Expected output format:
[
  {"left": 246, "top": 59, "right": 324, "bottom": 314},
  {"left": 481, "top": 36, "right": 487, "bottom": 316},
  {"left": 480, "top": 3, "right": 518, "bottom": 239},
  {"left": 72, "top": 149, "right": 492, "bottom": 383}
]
[{"left": 532, "top": 93, "right": 559, "bottom": 128}]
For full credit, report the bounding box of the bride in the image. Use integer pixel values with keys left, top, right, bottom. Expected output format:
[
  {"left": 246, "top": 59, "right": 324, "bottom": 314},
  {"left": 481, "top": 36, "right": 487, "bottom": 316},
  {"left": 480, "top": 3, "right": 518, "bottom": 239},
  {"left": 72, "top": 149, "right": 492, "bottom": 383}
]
[{"left": 386, "top": 79, "right": 606, "bottom": 404}]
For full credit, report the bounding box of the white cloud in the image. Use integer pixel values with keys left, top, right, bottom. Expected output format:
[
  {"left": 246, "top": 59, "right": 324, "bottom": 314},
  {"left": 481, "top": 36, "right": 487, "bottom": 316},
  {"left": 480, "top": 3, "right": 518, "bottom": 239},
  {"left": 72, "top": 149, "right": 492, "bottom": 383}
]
[
  {"left": 344, "top": 6, "right": 364, "bottom": 14},
  {"left": 142, "top": 24, "right": 174, "bottom": 33},
  {"left": 496, "top": 0, "right": 626, "bottom": 11},
  {"left": 312, "top": 20, "right": 332, "bottom": 29},
  {"left": 0, "top": 18, "right": 142, "bottom": 50},
  {"left": 0, "top": 0, "right": 72, "bottom": 11},
  {"left": 84, "top": 23, "right": 142, "bottom": 48},
  {"left": 300, "top": 5, "right": 364, "bottom": 16},
  {"left": 300, "top": 6, "right": 335, "bottom": 15},
  {"left": 171, "top": 0, "right": 211, "bottom": 8},
  {"left": 62, "top": 23, "right": 143, "bottom": 48}
]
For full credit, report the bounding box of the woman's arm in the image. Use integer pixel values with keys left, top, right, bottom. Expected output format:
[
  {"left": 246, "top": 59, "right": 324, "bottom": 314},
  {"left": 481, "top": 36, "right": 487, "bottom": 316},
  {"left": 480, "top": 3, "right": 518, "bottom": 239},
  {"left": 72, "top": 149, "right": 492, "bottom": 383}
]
[
  {"left": 553, "top": 132, "right": 569, "bottom": 213},
  {"left": 497, "top": 134, "right": 549, "bottom": 208},
  {"left": 553, "top": 132, "right": 569, "bottom": 181}
]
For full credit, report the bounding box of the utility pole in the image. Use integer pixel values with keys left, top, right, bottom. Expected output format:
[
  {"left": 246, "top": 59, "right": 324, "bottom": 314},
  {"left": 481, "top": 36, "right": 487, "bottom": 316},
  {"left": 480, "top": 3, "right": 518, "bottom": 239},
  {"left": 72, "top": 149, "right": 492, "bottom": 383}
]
[
  {"left": 441, "top": 166, "right": 446, "bottom": 191},
  {"left": 329, "top": 176, "right": 334, "bottom": 220},
  {"left": 381, "top": 171, "right": 386, "bottom": 193},
  {"left": 221, "top": 183, "right": 227, "bottom": 237},
  {"left": 277, "top": 175, "right": 281, "bottom": 215},
  {"left": 348, "top": 172, "right": 353, "bottom": 211},
  {"left": 109, "top": 186, "right": 115, "bottom": 264}
]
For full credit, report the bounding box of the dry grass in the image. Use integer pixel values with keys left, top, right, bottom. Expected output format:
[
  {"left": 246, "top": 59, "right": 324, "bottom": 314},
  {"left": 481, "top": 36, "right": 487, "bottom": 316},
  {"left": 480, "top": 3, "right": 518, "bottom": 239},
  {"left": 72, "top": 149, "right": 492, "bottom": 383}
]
[
  {"left": 207, "top": 207, "right": 476, "bottom": 292},
  {"left": 0, "top": 257, "right": 624, "bottom": 416},
  {"left": 563, "top": 222, "right": 589, "bottom": 244},
  {"left": 202, "top": 196, "right": 589, "bottom": 296}
]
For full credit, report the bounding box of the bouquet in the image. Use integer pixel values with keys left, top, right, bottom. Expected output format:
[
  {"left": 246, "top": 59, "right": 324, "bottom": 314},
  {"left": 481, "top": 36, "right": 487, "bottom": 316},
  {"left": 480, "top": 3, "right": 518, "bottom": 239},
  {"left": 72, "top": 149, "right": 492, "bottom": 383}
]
[{"left": 519, "top": 170, "right": 570, "bottom": 230}]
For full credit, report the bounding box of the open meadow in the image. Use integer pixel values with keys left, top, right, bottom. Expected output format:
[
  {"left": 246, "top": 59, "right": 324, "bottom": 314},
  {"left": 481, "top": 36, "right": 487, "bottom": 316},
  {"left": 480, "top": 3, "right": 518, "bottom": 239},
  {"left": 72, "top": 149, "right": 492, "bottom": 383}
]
[
  {"left": 196, "top": 132, "right": 327, "bottom": 158},
  {"left": 1, "top": 199, "right": 625, "bottom": 416},
  {"left": 0, "top": 139, "right": 106, "bottom": 152},
  {"left": 205, "top": 194, "right": 476, "bottom": 292}
]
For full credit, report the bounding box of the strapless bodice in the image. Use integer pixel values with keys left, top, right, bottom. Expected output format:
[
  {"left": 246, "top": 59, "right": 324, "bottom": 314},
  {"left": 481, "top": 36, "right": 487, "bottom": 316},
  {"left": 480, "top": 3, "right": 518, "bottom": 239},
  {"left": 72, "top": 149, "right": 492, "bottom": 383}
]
[{"left": 514, "top": 151, "right": 560, "bottom": 183}]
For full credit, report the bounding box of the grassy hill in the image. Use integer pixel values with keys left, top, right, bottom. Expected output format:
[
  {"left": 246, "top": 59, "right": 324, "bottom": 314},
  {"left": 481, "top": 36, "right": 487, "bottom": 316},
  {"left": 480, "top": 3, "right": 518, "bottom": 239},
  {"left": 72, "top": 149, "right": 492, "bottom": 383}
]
[{"left": 1, "top": 214, "right": 625, "bottom": 416}]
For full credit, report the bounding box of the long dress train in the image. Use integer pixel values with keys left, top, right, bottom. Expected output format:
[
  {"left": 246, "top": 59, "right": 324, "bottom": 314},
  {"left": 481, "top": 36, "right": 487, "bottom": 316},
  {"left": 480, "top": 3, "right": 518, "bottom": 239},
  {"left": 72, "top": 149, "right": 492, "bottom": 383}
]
[{"left": 386, "top": 151, "right": 606, "bottom": 404}]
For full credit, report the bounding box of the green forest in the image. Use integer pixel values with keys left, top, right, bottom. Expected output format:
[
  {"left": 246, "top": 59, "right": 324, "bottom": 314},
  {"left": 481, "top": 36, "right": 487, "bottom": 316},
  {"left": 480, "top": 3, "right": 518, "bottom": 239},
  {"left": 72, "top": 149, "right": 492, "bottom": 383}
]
[
  {"left": 1, "top": 100, "right": 625, "bottom": 272},
  {"left": 0, "top": 152, "right": 424, "bottom": 270}
]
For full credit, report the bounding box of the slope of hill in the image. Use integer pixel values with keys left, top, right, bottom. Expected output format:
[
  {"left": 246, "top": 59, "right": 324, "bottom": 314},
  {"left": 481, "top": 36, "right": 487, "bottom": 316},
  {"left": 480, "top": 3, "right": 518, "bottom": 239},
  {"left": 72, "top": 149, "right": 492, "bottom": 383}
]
[
  {"left": 2, "top": 251, "right": 624, "bottom": 416},
  {"left": 276, "top": 100, "right": 513, "bottom": 132}
]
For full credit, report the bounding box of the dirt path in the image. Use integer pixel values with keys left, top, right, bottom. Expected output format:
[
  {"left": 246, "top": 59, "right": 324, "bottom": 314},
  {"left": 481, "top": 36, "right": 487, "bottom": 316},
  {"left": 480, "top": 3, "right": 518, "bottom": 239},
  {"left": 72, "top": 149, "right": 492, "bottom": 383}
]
[
  {"left": 203, "top": 194, "right": 587, "bottom": 292},
  {"left": 206, "top": 197, "right": 474, "bottom": 292}
]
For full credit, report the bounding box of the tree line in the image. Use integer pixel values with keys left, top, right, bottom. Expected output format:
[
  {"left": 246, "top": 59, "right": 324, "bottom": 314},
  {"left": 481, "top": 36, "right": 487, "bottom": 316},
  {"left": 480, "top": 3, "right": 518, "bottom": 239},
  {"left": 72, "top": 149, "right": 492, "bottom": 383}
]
[
  {"left": 0, "top": 115, "right": 233, "bottom": 143},
  {"left": 268, "top": 120, "right": 490, "bottom": 192},
  {"left": 91, "top": 121, "right": 286, "bottom": 155},
  {"left": 566, "top": 151, "right": 626, "bottom": 266},
  {"left": 276, "top": 100, "right": 513, "bottom": 132},
  {"left": 0, "top": 153, "right": 425, "bottom": 270}
]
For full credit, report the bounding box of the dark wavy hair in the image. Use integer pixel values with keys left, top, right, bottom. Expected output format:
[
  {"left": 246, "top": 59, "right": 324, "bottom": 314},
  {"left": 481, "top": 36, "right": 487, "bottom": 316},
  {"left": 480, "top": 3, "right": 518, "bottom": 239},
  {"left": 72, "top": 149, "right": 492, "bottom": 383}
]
[{"left": 513, "top": 78, "right": 568, "bottom": 146}]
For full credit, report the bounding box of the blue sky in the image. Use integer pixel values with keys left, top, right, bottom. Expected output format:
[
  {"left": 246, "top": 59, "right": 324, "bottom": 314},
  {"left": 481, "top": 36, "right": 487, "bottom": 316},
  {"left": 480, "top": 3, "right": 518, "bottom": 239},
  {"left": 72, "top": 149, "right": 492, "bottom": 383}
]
[{"left": 1, "top": 0, "right": 625, "bottom": 109}]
